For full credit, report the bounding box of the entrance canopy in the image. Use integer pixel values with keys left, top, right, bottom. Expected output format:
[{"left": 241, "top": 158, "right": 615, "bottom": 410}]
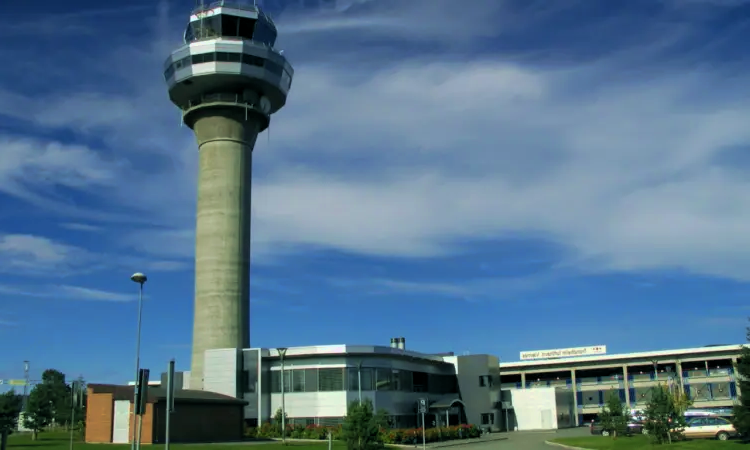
[{"left": 430, "top": 396, "right": 466, "bottom": 410}]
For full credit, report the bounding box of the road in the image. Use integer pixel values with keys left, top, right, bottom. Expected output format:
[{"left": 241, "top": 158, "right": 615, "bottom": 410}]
[{"left": 435, "top": 427, "right": 591, "bottom": 450}]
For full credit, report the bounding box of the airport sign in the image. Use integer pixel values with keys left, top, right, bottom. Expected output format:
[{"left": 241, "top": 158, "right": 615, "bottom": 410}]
[
  {"left": 520, "top": 345, "right": 607, "bottom": 361},
  {"left": 0, "top": 379, "right": 27, "bottom": 386}
]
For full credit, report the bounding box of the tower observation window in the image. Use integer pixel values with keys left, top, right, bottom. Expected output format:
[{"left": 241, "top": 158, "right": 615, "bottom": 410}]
[{"left": 185, "top": 13, "right": 276, "bottom": 45}]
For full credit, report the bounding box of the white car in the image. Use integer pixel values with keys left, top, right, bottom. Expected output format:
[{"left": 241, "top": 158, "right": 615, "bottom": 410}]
[{"left": 683, "top": 416, "right": 737, "bottom": 441}]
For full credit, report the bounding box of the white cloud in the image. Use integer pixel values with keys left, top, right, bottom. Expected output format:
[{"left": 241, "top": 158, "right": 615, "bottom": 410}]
[
  {"left": 60, "top": 223, "right": 101, "bottom": 232},
  {"left": 0, "top": 234, "right": 93, "bottom": 276},
  {"left": 1, "top": 1, "right": 750, "bottom": 282},
  {"left": 0, "top": 284, "right": 134, "bottom": 302},
  {"left": 0, "top": 233, "right": 187, "bottom": 277}
]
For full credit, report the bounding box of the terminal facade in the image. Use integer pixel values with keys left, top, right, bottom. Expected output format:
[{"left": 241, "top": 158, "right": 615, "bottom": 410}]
[{"left": 175, "top": 341, "right": 743, "bottom": 431}]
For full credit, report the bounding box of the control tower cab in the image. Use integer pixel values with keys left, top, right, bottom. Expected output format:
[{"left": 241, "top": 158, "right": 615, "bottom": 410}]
[{"left": 164, "top": 0, "right": 293, "bottom": 131}]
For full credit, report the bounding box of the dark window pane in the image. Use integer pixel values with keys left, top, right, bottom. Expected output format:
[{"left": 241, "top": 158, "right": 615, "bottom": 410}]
[
  {"left": 203, "top": 52, "right": 215, "bottom": 62},
  {"left": 238, "top": 17, "right": 257, "bottom": 40},
  {"left": 242, "top": 54, "right": 264, "bottom": 67},
  {"left": 347, "top": 368, "right": 359, "bottom": 391},
  {"left": 216, "top": 52, "right": 229, "bottom": 62},
  {"left": 318, "top": 368, "right": 344, "bottom": 391},
  {"left": 376, "top": 368, "right": 391, "bottom": 391},
  {"left": 192, "top": 54, "right": 205, "bottom": 64},
  {"left": 252, "top": 19, "right": 277, "bottom": 46},
  {"left": 221, "top": 14, "right": 240, "bottom": 38},
  {"left": 271, "top": 371, "right": 280, "bottom": 393},
  {"left": 304, "top": 369, "right": 318, "bottom": 393},
  {"left": 360, "top": 368, "right": 374, "bottom": 391},
  {"left": 264, "top": 61, "right": 282, "bottom": 76},
  {"left": 226, "top": 52, "right": 241, "bottom": 62},
  {"left": 292, "top": 370, "right": 305, "bottom": 392}
]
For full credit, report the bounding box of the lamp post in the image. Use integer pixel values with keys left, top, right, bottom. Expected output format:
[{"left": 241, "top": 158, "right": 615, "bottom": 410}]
[
  {"left": 357, "top": 361, "right": 363, "bottom": 405},
  {"left": 278, "top": 348, "right": 288, "bottom": 445},
  {"left": 130, "top": 272, "right": 147, "bottom": 450},
  {"left": 22, "top": 361, "right": 29, "bottom": 411}
]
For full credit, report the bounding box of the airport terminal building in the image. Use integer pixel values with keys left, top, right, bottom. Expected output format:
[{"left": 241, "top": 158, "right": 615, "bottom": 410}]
[{"left": 167, "top": 339, "right": 743, "bottom": 432}]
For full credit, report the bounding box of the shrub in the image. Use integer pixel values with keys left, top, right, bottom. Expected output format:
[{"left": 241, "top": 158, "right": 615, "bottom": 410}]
[{"left": 244, "top": 423, "right": 482, "bottom": 444}]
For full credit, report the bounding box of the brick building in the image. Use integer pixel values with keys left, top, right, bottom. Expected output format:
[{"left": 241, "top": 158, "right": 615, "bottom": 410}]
[{"left": 86, "top": 384, "right": 246, "bottom": 444}]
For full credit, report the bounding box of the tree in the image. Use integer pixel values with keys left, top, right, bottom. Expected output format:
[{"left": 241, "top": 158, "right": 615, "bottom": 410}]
[
  {"left": 598, "top": 390, "right": 630, "bottom": 438},
  {"left": 341, "top": 399, "right": 384, "bottom": 450},
  {"left": 273, "top": 407, "right": 287, "bottom": 436},
  {"left": 643, "top": 384, "right": 686, "bottom": 444},
  {"left": 22, "top": 385, "right": 53, "bottom": 440},
  {"left": 40, "top": 370, "right": 70, "bottom": 428},
  {"left": 0, "top": 391, "right": 23, "bottom": 450},
  {"left": 732, "top": 319, "right": 750, "bottom": 436}
]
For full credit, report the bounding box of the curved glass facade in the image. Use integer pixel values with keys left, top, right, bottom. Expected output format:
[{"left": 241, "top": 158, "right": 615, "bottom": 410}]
[
  {"left": 163, "top": 51, "right": 287, "bottom": 83},
  {"left": 184, "top": 14, "right": 277, "bottom": 47}
]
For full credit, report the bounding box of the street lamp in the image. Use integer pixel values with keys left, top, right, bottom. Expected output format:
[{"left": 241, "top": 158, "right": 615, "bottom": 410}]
[
  {"left": 357, "top": 361, "right": 363, "bottom": 405},
  {"left": 22, "top": 361, "right": 29, "bottom": 411},
  {"left": 277, "top": 348, "right": 288, "bottom": 445},
  {"left": 130, "top": 272, "right": 147, "bottom": 450}
]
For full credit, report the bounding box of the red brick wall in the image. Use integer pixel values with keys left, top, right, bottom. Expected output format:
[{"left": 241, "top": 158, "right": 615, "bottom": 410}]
[
  {"left": 129, "top": 402, "right": 154, "bottom": 444},
  {"left": 85, "top": 391, "right": 114, "bottom": 443}
]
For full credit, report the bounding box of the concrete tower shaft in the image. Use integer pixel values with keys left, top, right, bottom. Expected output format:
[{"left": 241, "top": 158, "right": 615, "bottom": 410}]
[
  {"left": 187, "top": 105, "right": 256, "bottom": 391},
  {"left": 164, "top": 0, "right": 293, "bottom": 392}
]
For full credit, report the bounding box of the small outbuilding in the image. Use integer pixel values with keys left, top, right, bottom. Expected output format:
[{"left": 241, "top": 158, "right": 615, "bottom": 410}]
[{"left": 86, "top": 383, "right": 247, "bottom": 444}]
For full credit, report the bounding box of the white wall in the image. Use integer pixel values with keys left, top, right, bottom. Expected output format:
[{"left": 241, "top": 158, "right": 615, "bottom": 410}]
[
  {"left": 510, "top": 388, "right": 559, "bottom": 431},
  {"left": 204, "top": 348, "right": 239, "bottom": 397},
  {"left": 271, "top": 392, "right": 349, "bottom": 418}
]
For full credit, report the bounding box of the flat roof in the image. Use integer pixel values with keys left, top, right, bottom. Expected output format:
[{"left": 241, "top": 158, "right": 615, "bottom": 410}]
[
  {"left": 260, "top": 344, "right": 449, "bottom": 364},
  {"left": 499, "top": 344, "right": 744, "bottom": 370}
]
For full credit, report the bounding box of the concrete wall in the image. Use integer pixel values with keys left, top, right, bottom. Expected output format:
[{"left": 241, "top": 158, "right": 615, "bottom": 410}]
[
  {"left": 510, "top": 388, "right": 558, "bottom": 431},
  {"left": 204, "top": 348, "right": 241, "bottom": 397},
  {"left": 446, "top": 355, "right": 501, "bottom": 430}
]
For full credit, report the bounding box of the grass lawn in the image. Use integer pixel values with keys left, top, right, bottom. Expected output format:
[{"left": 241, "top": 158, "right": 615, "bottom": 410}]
[
  {"left": 552, "top": 435, "right": 745, "bottom": 449},
  {"left": 7, "top": 432, "right": 346, "bottom": 450}
]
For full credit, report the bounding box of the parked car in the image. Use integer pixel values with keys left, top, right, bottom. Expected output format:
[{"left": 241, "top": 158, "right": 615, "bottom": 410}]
[
  {"left": 683, "top": 416, "right": 738, "bottom": 441},
  {"left": 590, "top": 420, "right": 646, "bottom": 436}
]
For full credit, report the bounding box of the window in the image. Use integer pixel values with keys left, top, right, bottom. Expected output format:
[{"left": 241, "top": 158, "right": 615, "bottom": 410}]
[
  {"left": 481, "top": 413, "right": 494, "bottom": 425},
  {"left": 304, "top": 369, "right": 318, "bottom": 393},
  {"left": 392, "top": 370, "right": 401, "bottom": 391},
  {"left": 479, "top": 376, "right": 486, "bottom": 387},
  {"left": 347, "top": 368, "right": 359, "bottom": 391},
  {"left": 318, "top": 368, "right": 344, "bottom": 391},
  {"left": 242, "top": 54, "right": 264, "bottom": 67},
  {"left": 264, "top": 61, "right": 283, "bottom": 76},
  {"left": 362, "top": 368, "right": 374, "bottom": 391},
  {"left": 376, "top": 368, "right": 391, "bottom": 391},
  {"left": 292, "top": 370, "right": 305, "bottom": 392},
  {"left": 221, "top": 14, "right": 240, "bottom": 38},
  {"left": 238, "top": 17, "right": 257, "bottom": 40},
  {"left": 400, "top": 370, "right": 413, "bottom": 392}
]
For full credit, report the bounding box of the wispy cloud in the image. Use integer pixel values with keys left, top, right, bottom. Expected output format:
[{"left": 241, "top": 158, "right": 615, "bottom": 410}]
[
  {"left": 0, "top": 318, "right": 17, "bottom": 327},
  {"left": 326, "top": 272, "right": 559, "bottom": 302},
  {"left": 0, "top": 284, "right": 134, "bottom": 302},
  {"left": 60, "top": 223, "right": 101, "bottom": 232},
  {"left": 0, "top": 0, "right": 750, "bottom": 284}
]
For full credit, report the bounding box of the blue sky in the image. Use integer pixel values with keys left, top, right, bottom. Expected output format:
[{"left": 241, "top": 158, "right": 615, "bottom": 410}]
[{"left": 1, "top": 0, "right": 750, "bottom": 386}]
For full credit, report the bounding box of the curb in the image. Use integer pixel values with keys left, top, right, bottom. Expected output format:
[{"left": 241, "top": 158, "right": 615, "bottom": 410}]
[{"left": 544, "top": 441, "right": 591, "bottom": 450}]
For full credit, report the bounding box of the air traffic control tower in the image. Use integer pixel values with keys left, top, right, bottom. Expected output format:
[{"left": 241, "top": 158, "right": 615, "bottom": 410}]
[{"left": 164, "top": 1, "right": 294, "bottom": 390}]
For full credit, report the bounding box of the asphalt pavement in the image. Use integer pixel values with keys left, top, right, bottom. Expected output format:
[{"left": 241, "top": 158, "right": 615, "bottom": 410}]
[{"left": 426, "top": 427, "right": 591, "bottom": 450}]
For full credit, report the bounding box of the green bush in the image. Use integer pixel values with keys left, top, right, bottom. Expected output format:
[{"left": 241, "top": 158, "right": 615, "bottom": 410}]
[{"left": 245, "top": 423, "right": 482, "bottom": 445}]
